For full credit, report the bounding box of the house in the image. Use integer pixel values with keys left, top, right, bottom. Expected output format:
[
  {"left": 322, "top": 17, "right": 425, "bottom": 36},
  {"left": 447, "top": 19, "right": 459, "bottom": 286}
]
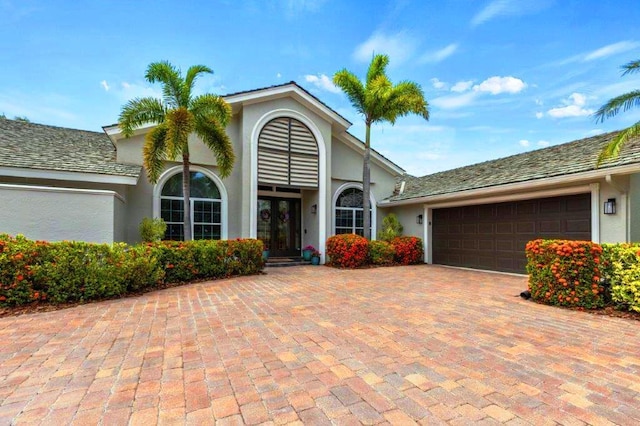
[{"left": 1, "top": 81, "right": 639, "bottom": 273}]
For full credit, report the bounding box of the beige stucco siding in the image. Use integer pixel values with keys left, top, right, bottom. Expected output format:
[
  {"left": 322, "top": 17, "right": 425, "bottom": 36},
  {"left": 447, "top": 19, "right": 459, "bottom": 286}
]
[
  {"left": 630, "top": 173, "right": 640, "bottom": 241},
  {"left": 598, "top": 177, "right": 629, "bottom": 243},
  {"left": 385, "top": 204, "right": 424, "bottom": 239},
  {"left": 0, "top": 184, "right": 118, "bottom": 243}
]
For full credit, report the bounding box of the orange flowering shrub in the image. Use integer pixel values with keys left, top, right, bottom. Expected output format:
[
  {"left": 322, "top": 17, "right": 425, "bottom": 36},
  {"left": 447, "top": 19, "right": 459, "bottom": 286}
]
[
  {"left": 525, "top": 239, "right": 606, "bottom": 309},
  {"left": 326, "top": 234, "right": 369, "bottom": 268},
  {"left": 0, "top": 234, "right": 264, "bottom": 307},
  {"left": 391, "top": 236, "right": 424, "bottom": 265}
]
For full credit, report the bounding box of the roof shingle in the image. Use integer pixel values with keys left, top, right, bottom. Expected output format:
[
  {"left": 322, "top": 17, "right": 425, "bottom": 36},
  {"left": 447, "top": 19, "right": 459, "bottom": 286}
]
[
  {"left": 388, "top": 131, "right": 640, "bottom": 202},
  {"left": 0, "top": 119, "right": 141, "bottom": 178}
]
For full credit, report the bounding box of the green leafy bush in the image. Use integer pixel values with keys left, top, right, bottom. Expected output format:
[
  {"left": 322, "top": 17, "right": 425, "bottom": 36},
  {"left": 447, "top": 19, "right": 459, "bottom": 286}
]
[
  {"left": 602, "top": 243, "right": 640, "bottom": 312},
  {"left": 0, "top": 234, "right": 263, "bottom": 307},
  {"left": 326, "top": 234, "right": 369, "bottom": 268},
  {"left": 368, "top": 240, "right": 395, "bottom": 265},
  {"left": 391, "top": 236, "right": 424, "bottom": 265},
  {"left": 139, "top": 217, "right": 167, "bottom": 242},
  {"left": 377, "top": 214, "right": 403, "bottom": 242},
  {"left": 525, "top": 239, "right": 606, "bottom": 309}
]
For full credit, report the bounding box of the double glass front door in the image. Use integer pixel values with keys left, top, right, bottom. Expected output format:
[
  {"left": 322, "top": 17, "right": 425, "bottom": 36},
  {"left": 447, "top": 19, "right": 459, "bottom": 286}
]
[{"left": 257, "top": 198, "right": 301, "bottom": 257}]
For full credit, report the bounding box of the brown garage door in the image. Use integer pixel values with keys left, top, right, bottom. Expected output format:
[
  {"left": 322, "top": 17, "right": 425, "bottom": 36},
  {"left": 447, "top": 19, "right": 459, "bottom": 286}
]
[{"left": 432, "top": 193, "right": 592, "bottom": 273}]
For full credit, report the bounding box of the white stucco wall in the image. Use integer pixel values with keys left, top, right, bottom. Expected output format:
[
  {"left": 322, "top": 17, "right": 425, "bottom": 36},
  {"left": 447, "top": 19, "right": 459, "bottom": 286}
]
[
  {"left": 630, "top": 173, "right": 640, "bottom": 242},
  {"left": 0, "top": 184, "right": 119, "bottom": 243},
  {"left": 598, "top": 177, "right": 629, "bottom": 243}
]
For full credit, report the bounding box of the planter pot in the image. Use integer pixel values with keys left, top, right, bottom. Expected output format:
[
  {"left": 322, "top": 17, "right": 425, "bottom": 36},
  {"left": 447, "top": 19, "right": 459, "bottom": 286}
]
[
  {"left": 262, "top": 250, "right": 270, "bottom": 261},
  {"left": 302, "top": 249, "right": 313, "bottom": 261},
  {"left": 311, "top": 256, "right": 321, "bottom": 265}
]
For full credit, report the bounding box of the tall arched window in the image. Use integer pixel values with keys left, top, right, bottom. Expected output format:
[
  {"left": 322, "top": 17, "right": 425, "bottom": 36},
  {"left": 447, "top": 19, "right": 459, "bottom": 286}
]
[
  {"left": 160, "top": 171, "right": 222, "bottom": 240},
  {"left": 334, "top": 187, "right": 372, "bottom": 236}
]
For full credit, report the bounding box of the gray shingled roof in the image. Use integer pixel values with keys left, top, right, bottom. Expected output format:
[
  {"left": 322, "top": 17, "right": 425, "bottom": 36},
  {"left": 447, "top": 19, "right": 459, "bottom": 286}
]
[
  {"left": 0, "top": 119, "right": 141, "bottom": 178},
  {"left": 388, "top": 131, "right": 640, "bottom": 202}
]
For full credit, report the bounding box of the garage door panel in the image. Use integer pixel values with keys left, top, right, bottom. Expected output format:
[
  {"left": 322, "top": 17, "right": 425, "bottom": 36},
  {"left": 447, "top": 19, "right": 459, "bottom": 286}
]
[
  {"left": 433, "top": 193, "right": 591, "bottom": 273},
  {"left": 566, "top": 218, "right": 590, "bottom": 233}
]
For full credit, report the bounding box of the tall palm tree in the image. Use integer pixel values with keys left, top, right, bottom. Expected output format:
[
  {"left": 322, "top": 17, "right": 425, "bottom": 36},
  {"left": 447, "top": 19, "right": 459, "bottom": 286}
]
[
  {"left": 119, "top": 60, "right": 234, "bottom": 241},
  {"left": 595, "top": 59, "right": 640, "bottom": 165},
  {"left": 333, "top": 54, "right": 429, "bottom": 239}
]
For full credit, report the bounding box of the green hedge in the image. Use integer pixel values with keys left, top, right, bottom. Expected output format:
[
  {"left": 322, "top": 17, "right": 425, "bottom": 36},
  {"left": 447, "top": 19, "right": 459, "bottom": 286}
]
[
  {"left": 602, "top": 243, "right": 640, "bottom": 312},
  {"left": 0, "top": 234, "right": 263, "bottom": 307}
]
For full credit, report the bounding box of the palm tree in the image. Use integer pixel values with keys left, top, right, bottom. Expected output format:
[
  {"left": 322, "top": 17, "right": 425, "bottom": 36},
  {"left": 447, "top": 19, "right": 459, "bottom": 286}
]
[
  {"left": 595, "top": 59, "right": 640, "bottom": 165},
  {"left": 333, "top": 54, "right": 429, "bottom": 239},
  {"left": 119, "top": 61, "right": 234, "bottom": 241}
]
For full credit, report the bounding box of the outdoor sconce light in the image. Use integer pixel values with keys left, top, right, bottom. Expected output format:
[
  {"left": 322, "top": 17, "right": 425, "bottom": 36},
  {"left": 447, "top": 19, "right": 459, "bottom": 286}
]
[
  {"left": 311, "top": 204, "right": 317, "bottom": 214},
  {"left": 416, "top": 214, "right": 423, "bottom": 224},
  {"left": 603, "top": 198, "right": 616, "bottom": 215}
]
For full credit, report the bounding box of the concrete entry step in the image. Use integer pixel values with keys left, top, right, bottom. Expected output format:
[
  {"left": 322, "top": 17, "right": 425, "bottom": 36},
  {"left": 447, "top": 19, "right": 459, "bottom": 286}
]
[{"left": 265, "top": 257, "right": 311, "bottom": 267}]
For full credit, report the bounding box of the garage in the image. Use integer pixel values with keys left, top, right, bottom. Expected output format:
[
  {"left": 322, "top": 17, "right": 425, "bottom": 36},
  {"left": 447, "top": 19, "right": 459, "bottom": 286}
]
[{"left": 432, "top": 193, "right": 592, "bottom": 273}]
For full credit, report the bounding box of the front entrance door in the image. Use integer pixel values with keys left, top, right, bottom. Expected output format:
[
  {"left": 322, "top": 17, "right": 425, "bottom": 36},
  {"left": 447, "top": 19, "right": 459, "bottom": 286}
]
[{"left": 257, "top": 198, "right": 301, "bottom": 257}]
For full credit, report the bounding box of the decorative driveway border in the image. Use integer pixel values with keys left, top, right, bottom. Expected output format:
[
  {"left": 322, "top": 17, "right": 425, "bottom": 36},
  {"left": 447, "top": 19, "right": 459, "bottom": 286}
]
[{"left": 0, "top": 265, "right": 639, "bottom": 425}]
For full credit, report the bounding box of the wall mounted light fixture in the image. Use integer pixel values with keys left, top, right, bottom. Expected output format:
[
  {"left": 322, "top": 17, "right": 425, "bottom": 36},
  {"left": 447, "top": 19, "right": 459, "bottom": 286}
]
[
  {"left": 311, "top": 204, "right": 318, "bottom": 214},
  {"left": 416, "top": 214, "right": 423, "bottom": 224},
  {"left": 603, "top": 198, "right": 616, "bottom": 215}
]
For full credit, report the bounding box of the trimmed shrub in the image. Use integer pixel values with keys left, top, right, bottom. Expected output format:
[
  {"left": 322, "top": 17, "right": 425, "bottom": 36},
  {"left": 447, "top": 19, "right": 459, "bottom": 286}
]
[
  {"left": 391, "top": 236, "right": 424, "bottom": 265},
  {"left": 602, "top": 243, "right": 640, "bottom": 312},
  {"left": 0, "top": 235, "right": 263, "bottom": 307},
  {"left": 326, "top": 234, "right": 369, "bottom": 268},
  {"left": 0, "top": 234, "right": 46, "bottom": 305},
  {"left": 377, "top": 214, "right": 403, "bottom": 242},
  {"left": 368, "top": 240, "right": 395, "bottom": 265},
  {"left": 525, "top": 239, "right": 606, "bottom": 309},
  {"left": 139, "top": 217, "right": 167, "bottom": 242}
]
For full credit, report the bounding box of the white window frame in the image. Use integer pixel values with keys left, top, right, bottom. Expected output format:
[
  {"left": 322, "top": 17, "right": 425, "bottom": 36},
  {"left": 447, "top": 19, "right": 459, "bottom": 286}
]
[
  {"left": 160, "top": 196, "right": 223, "bottom": 240},
  {"left": 153, "top": 165, "right": 228, "bottom": 240},
  {"left": 332, "top": 182, "right": 377, "bottom": 239}
]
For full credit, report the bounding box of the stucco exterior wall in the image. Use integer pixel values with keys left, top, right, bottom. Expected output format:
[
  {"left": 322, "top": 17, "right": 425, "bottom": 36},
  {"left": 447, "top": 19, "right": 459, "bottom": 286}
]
[
  {"left": 598, "top": 177, "right": 629, "bottom": 243},
  {"left": 0, "top": 184, "right": 117, "bottom": 243},
  {"left": 385, "top": 204, "right": 424, "bottom": 239},
  {"left": 630, "top": 173, "right": 640, "bottom": 242}
]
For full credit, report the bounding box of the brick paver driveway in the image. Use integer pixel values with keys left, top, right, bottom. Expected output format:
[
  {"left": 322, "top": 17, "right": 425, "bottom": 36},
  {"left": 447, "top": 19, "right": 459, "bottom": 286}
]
[{"left": 1, "top": 265, "right": 639, "bottom": 425}]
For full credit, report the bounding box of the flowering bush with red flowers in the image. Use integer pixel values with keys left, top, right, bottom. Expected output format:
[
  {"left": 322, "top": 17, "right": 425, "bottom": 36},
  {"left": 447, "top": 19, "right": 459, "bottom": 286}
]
[
  {"left": 525, "top": 239, "right": 606, "bottom": 309},
  {"left": 326, "top": 234, "right": 369, "bottom": 268},
  {"left": 0, "top": 234, "right": 47, "bottom": 305},
  {"left": 391, "top": 236, "right": 424, "bottom": 265}
]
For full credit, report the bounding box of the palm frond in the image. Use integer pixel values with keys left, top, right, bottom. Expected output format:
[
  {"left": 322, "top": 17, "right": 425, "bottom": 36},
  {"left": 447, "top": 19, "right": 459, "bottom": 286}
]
[
  {"left": 118, "top": 97, "right": 165, "bottom": 137},
  {"left": 621, "top": 59, "right": 640, "bottom": 76},
  {"left": 190, "top": 94, "right": 232, "bottom": 127},
  {"left": 195, "top": 119, "right": 236, "bottom": 178},
  {"left": 593, "top": 90, "right": 640, "bottom": 123},
  {"left": 333, "top": 70, "right": 366, "bottom": 116},
  {"left": 597, "top": 122, "right": 640, "bottom": 165},
  {"left": 386, "top": 81, "right": 430, "bottom": 122},
  {"left": 145, "top": 61, "right": 184, "bottom": 108},
  {"left": 143, "top": 124, "right": 168, "bottom": 183},
  {"left": 364, "top": 75, "right": 393, "bottom": 123},
  {"left": 164, "top": 107, "right": 194, "bottom": 161},
  {"left": 184, "top": 65, "right": 214, "bottom": 103},
  {"left": 366, "top": 54, "right": 389, "bottom": 87}
]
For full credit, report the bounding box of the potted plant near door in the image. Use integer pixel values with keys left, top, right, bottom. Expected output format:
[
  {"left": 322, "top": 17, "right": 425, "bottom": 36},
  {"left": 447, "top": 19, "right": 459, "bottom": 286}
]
[
  {"left": 262, "top": 246, "right": 270, "bottom": 261},
  {"left": 302, "top": 245, "right": 315, "bottom": 261},
  {"left": 311, "top": 250, "right": 321, "bottom": 265}
]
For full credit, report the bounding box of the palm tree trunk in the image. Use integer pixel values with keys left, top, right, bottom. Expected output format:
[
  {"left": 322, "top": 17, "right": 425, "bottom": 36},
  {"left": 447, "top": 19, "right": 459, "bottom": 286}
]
[
  {"left": 362, "top": 123, "right": 372, "bottom": 240},
  {"left": 182, "top": 154, "right": 192, "bottom": 241}
]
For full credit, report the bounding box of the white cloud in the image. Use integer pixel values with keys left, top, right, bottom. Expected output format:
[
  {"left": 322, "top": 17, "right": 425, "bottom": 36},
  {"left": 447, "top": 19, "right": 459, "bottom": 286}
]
[
  {"left": 451, "top": 80, "right": 474, "bottom": 93},
  {"left": 431, "top": 92, "right": 479, "bottom": 109},
  {"left": 304, "top": 73, "right": 340, "bottom": 94},
  {"left": 419, "top": 43, "right": 458, "bottom": 63},
  {"left": 430, "top": 78, "right": 448, "bottom": 90},
  {"left": 547, "top": 92, "right": 594, "bottom": 118},
  {"left": 537, "top": 140, "right": 550, "bottom": 147},
  {"left": 535, "top": 112, "right": 544, "bottom": 119},
  {"left": 519, "top": 139, "right": 530, "bottom": 147},
  {"left": 471, "top": 0, "right": 550, "bottom": 27},
  {"left": 353, "top": 31, "right": 417, "bottom": 65},
  {"left": 473, "top": 76, "right": 527, "bottom": 95},
  {"left": 534, "top": 98, "right": 543, "bottom": 106},
  {"left": 276, "top": 72, "right": 282, "bottom": 79},
  {"left": 584, "top": 40, "right": 640, "bottom": 61},
  {"left": 100, "top": 80, "right": 110, "bottom": 92}
]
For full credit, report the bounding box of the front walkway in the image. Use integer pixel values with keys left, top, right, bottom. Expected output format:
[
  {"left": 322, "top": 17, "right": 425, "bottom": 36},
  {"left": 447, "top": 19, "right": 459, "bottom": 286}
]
[{"left": 0, "top": 265, "right": 638, "bottom": 425}]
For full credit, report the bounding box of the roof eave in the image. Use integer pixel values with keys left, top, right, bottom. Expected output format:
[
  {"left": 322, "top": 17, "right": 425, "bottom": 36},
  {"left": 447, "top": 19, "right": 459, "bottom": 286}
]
[
  {"left": 0, "top": 165, "right": 140, "bottom": 186},
  {"left": 379, "top": 162, "right": 640, "bottom": 207}
]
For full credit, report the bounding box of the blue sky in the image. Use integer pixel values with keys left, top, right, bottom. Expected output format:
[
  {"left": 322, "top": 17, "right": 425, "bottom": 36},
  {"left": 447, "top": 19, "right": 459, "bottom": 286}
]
[{"left": 1, "top": 0, "right": 639, "bottom": 176}]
